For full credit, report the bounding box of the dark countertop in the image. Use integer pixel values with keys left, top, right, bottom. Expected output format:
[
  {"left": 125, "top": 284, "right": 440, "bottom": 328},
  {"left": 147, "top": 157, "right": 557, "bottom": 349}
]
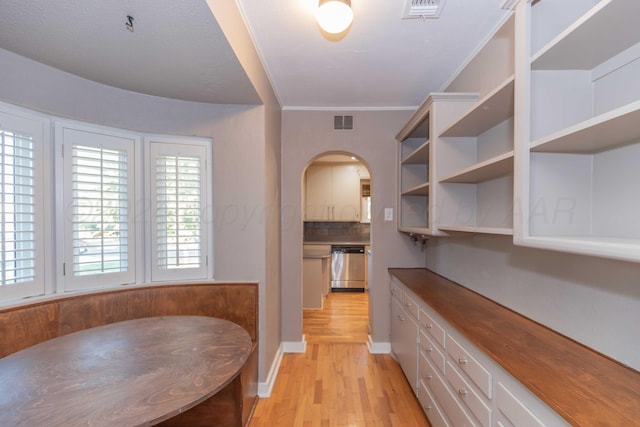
[{"left": 388, "top": 267, "right": 640, "bottom": 426}]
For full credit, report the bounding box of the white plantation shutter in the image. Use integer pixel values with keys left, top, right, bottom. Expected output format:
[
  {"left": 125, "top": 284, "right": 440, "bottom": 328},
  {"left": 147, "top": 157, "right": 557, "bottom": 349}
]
[
  {"left": 0, "top": 109, "right": 45, "bottom": 301},
  {"left": 149, "top": 140, "right": 209, "bottom": 281},
  {"left": 0, "top": 132, "right": 36, "bottom": 284},
  {"left": 58, "top": 124, "right": 137, "bottom": 291},
  {"left": 71, "top": 145, "right": 129, "bottom": 275}
]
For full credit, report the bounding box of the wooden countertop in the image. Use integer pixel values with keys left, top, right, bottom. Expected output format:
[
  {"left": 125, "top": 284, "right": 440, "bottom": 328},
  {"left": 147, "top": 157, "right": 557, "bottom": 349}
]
[
  {"left": 388, "top": 268, "right": 640, "bottom": 426},
  {"left": 0, "top": 315, "right": 253, "bottom": 427},
  {"left": 303, "top": 241, "right": 370, "bottom": 245}
]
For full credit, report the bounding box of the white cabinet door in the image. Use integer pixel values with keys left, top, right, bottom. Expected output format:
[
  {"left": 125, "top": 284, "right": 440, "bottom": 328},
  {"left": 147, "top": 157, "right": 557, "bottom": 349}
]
[
  {"left": 305, "top": 165, "right": 333, "bottom": 220},
  {"left": 305, "top": 164, "right": 361, "bottom": 221},
  {"left": 331, "top": 164, "right": 360, "bottom": 221},
  {"left": 391, "top": 296, "right": 419, "bottom": 393}
]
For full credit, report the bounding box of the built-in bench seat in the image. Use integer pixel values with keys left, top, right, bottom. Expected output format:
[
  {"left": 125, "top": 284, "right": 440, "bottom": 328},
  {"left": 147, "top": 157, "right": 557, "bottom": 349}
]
[{"left": 0, "top": 282, "right": 259, "bottom": 427}]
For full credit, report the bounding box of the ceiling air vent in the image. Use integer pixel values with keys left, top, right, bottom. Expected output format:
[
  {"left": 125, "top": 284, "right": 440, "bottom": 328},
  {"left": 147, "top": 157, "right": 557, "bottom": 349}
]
[
  {"left": 402, "top": 0, "right": 447, "bottom": 19},
  {"left": 334, "top": 115, "right": 353, "bottom": 130}
]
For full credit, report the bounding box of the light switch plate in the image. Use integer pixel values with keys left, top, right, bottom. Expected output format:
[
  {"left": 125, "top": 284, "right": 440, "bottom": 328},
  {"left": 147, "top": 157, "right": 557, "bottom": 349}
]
[{"left": 384, "top": 208, "right": 393, "bottom": 221}]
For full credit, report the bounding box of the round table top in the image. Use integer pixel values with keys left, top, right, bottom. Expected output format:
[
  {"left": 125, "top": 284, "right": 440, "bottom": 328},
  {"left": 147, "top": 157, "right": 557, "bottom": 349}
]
[{"left": 0, "top": 315, "right": 252, "bottom": 427}]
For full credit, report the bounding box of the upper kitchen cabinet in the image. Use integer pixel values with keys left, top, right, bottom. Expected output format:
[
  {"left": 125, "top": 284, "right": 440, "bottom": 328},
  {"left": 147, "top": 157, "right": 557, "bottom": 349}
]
[
  {"left": 395, "top": 13, "right": 515, "bottom": 237},
  {"left": 396, "top": 101, "right": 431, "bottom": 234},
  {"left": 396, "top": 93, "right": 478, "bottom": 236},
  {"left": 305, "top": 163, "right": 363, "bottom": 221},
  {"left": 437, "top": 15, "right": 516, "bottom": 235},
  {"left": 514, "top": 0, "right": 640, "bottom": 262}
]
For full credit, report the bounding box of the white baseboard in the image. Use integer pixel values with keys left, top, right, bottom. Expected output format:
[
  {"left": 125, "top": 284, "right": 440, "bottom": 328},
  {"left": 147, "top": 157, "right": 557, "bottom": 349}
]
[
  {"left": 258, "top": 336, "right": 308, "bottom": 398},
  {"left": 257, "top": 344, "right": 284, "bottom": 398},
  {"left": 367, "top": 335, "right": 391, "bottom": 354},
  {"left": 281, "top": 335, "right": 307, "bottom": 353}
]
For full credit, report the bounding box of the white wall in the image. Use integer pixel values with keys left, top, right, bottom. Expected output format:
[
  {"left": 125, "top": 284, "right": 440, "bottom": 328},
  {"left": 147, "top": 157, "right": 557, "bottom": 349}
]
[
  {"left": 206, "top": 0, "right": 283, "bottom": 384},
  {"left": 425, "top": 234, "right": 640, "bottom": 370},
  {"left": 281, "top": 109, "right": 425, "bottom": 346}
]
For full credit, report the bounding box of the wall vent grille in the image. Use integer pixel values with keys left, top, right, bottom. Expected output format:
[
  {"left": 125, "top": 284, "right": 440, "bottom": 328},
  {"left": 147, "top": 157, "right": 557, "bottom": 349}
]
[
  {"left": 334, "top": 115, "right": 353, "bottom": 130},
  {"left": 402, "top": 0, "right": 447, "bottom": 19}
]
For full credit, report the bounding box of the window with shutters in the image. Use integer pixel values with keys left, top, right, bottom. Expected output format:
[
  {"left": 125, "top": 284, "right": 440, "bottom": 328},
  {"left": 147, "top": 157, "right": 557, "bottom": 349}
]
[
  {"left": 0, "top": 105, "right": 213, "bottom": 305},
  {"left": 147, "top": 139, "right": 210, "bottom": 282},
  {"left": 57, "top": 123, "right": 139, "bottom": 291},
  {"left": 0, "top": 108, "right": 47, "bottom": 302}
]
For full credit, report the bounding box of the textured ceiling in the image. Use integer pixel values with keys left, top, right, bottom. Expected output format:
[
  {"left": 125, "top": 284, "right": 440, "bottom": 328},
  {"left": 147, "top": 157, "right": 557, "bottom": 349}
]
[
  {"left": 0, "top": 0, "right": 510, "bottom": 109},
  {"left": 0, "top": 0, "right": 261, "bottom": 105}
]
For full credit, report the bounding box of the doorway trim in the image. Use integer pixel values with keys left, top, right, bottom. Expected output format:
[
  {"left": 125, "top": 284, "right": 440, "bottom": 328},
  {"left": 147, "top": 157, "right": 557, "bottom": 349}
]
[{"left": 299, "top": 150, "right": 373, "bottom": 347}]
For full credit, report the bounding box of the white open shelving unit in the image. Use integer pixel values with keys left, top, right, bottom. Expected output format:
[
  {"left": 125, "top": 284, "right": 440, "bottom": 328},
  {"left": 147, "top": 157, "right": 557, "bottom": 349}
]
[
  {"left": 396, "top": 94, "right": 479, "bottom": 237},
  {"left": 395, "top": 13, "right": 516, "bottom": 239},
  {"left": 434, "top": 16, "right": 516, "bottom": 236},
  {"left": 397, "top": 108, "right": 431, "bottom": 235},
  {"left": 514, "top": 0, "right": 640, "bottom": 262},
  {"left": 397, "top": 0, "right": 640, "bottom": 263}
]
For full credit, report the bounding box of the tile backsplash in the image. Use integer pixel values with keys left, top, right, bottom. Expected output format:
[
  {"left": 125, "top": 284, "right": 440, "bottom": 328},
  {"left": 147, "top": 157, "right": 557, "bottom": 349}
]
[{"left": 304, "top": 221, "right": 370, "bottom": 243}]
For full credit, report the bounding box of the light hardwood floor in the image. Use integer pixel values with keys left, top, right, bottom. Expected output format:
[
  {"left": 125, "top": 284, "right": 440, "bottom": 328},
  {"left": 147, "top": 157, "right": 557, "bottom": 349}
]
[{"left": 249, "top": 292, "right": 431, "bottom": 427}]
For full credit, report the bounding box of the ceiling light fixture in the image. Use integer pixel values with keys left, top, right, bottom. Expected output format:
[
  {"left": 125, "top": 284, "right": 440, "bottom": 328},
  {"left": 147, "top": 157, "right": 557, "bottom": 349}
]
[{"left": 316, "top": 0, "right": 353, "bottom": 34}]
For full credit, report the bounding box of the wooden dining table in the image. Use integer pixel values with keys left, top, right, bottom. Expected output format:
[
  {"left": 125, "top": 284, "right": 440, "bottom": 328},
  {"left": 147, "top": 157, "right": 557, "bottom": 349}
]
[{"left": 0, "top": 315, "right": 253, "bottom": 426}]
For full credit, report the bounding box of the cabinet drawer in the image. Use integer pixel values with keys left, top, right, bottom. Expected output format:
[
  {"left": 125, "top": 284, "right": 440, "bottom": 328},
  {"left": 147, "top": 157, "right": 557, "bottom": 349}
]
[
  {"left": 445, "top": 361, "right": 491, "bottom": 427},
  {"left": 447, "top": 335, "right": 492, "bottom": 399},
  {"left": 419, "top": 330, "right": 445, "bottom": 374},
  {"left": 420, "top": 307, "right": 446, "bottom": 348},
  {"left": 419, "top": 348, "right": 438, "bottom": 387},
  {"left": 418, "top": 378, "right": 450, "bottom": 427},
  {"left": 390, "top": 281, "right": 402, "bottom": 301},
  {"left": 497, "top": 383, "right": 545, "bottom": 427},
  {"left": 402, "top": 292, "right": 419, "bottom": 320},
  {"left": 430, "top": 362, "right": 477, "bottom": 427}
]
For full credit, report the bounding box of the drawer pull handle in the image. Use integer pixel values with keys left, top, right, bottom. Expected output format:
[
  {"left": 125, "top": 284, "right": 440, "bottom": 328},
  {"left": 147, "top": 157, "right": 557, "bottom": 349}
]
[
  {"left": 398, "top": 315, "right": 405, "bottom": 321},
  {"left": 458, "top": 389, "right": 468, "bottom": 396},
  {"left": 404, "top": 302, "right": 412, "bottom": 307},
  {"left": 425, "top": 323, "right": 433, "bottom": 329},
  {"left": 419, "top": 344, "right": 430, "bottom": 352},
  {"left": 424, "top": 404, "right": 432, "bottom": 411},
  {"left": 458, "top": 357, "right": 468, "bottom": 365},
  {"left": 424, "top": 374, "right": 432, "bottom": 380}
]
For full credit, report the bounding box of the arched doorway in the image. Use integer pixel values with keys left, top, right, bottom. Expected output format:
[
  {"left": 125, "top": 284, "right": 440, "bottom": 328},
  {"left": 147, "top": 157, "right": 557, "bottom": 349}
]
[{"left": 301, "top": 151, "right": 372, "bottom": 341}]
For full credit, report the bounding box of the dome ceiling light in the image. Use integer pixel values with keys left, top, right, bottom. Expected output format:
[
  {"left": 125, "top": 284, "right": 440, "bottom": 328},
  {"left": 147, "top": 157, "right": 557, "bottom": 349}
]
[{"left": 316, "top": 0, "right": 353, "bottom": 34}]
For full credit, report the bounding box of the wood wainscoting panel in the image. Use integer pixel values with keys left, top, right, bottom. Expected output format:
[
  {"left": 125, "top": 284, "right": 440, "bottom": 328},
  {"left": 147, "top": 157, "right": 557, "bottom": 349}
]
[
  {"left": 0, "top": 303, "right": 60, "bottom": 358},
  {"left": 55, "top": 283, "right": 258, "bottom": 342}
]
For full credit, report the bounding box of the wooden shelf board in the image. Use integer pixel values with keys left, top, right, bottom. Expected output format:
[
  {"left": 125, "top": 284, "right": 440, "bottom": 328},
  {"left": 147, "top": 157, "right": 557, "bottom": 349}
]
[
  {"left": 439, "top": 77, "right": 513, "bottom": 137},
  {"left": 532, "top": 0, "right": 640, "bottom": 70},
  {"left": 399, "top": 226, "right": 431, "bottom": 235},
  {"left": 531, "top": 101, "right": 640, "bottom": 153},
  {"left": 402, "top": 182, "right": 429, "bottom": 196},
  {"left": 438, "top": 226, "right": 513, "bottom": 236},
  {"left": 439, "top": 151, "right": 514, "bottom": 184},
  {"left": 402, "top": 140, "right": 430, "bottom": 165}
]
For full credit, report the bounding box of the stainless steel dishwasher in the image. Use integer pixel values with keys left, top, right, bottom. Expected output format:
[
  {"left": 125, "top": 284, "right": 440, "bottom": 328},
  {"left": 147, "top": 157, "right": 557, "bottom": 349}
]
[{"left": 330, "top": 245, "right": 365, "bottom": 291}]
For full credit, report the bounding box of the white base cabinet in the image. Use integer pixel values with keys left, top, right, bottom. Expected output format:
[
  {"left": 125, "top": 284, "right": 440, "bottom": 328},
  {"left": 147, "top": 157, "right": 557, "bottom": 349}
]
[
  {"left": 390, "top": 278, "right": 570, "bottom": 427},
  {"left": 390, "top": 281, "right": 418, "bottom": 393}
]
